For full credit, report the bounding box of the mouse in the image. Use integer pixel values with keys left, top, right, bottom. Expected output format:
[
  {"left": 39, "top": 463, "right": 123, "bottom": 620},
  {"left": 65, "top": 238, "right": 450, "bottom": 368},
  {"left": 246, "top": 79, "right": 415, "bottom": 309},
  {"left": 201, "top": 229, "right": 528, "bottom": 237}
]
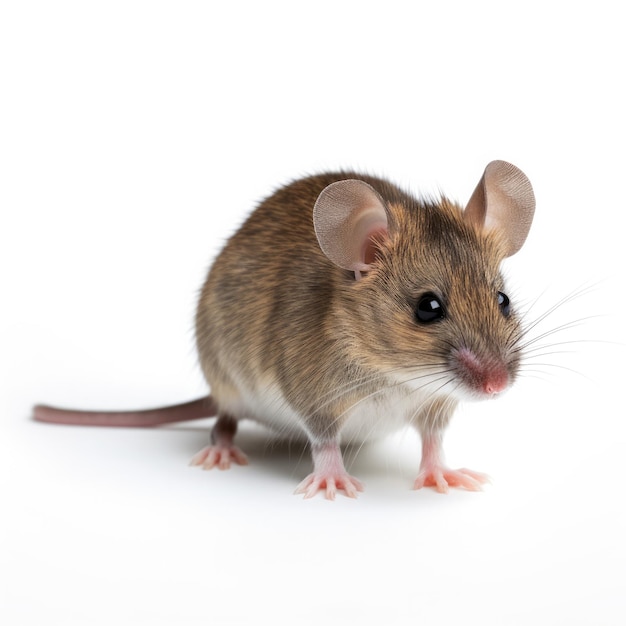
[{"left": 34, "top": 160, "right": 536, "bottom": 500}]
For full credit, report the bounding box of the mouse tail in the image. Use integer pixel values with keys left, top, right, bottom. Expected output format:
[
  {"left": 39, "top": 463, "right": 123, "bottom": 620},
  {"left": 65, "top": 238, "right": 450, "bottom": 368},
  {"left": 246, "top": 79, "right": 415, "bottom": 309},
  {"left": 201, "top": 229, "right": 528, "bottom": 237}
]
[{"left": 32, "top": 396, "right": 217, "bottom": 427}]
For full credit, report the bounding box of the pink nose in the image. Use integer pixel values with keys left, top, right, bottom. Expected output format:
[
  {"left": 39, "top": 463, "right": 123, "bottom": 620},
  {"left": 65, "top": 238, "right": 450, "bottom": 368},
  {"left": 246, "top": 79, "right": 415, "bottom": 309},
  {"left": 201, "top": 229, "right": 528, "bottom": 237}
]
[
  {"left": 483, "top": 373, "right": 508, "bottom": 395},
  {"left": 455, "top": 348, "right": 509, "bottom": 396}
]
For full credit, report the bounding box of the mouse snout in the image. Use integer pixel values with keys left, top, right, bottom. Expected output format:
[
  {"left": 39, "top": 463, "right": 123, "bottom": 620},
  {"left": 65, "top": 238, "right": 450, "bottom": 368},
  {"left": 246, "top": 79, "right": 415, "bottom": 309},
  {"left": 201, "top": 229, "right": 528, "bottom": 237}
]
[
  {"left": 453, "top": 347, "right": 510, "bottom": 397},
  {"left": 482, "top": 371, "right": 508, "bottom": 395}
]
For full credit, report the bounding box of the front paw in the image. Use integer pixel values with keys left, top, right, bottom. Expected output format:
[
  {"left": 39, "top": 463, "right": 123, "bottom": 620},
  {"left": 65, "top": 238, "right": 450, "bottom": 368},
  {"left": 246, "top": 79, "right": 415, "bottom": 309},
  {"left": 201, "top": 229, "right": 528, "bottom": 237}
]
[
  {"left": 413, "top": 466, "right": 490, "bottom": 493},
  {"left": 294, "top": 472, "right": 364, "bottom": 500}
]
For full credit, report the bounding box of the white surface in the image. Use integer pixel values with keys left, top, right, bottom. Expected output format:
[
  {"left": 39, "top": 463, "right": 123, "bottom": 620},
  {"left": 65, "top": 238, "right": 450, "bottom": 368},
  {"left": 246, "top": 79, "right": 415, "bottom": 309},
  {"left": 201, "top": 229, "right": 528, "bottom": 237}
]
[{"left": 2, "top": 2, "right": 625, "bottom": 625}]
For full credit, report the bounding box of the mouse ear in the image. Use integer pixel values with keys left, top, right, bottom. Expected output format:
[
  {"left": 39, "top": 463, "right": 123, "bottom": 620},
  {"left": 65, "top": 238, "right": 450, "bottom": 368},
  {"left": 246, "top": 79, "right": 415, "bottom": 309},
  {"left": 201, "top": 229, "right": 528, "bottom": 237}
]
[
  {"left": 313, "top": 179, "right": 389, "bottom": 278},
  {"left": 463, "top": 160, "right": 535, "bottom": 257}
]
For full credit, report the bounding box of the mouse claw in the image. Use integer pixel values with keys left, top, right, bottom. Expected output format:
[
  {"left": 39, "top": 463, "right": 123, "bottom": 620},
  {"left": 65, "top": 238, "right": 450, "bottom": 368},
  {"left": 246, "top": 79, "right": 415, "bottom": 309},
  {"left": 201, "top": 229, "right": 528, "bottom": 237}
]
[
  {"left": 189, "top": 444, "right": 249, "bottom": 471},
  {"left": 413, "top": 465, "right": 490, "bottom": 493},
  {"left": 294, "top": 472, "right": 364, "bottom": 500}
]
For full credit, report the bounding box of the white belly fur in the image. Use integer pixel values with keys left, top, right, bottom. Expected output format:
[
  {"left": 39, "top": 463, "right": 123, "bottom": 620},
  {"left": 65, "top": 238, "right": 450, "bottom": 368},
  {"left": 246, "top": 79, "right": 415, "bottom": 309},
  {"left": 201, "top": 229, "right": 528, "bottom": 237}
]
[{"left": 221, "top": 379, "right": 418, "bottom": 445}]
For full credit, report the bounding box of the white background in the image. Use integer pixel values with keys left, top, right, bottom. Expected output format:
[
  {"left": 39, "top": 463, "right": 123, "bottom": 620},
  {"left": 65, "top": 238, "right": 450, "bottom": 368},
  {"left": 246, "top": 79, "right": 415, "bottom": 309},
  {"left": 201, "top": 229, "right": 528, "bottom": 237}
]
[{"left": 2, "top": 2, "right": 625, "bottom": 625}]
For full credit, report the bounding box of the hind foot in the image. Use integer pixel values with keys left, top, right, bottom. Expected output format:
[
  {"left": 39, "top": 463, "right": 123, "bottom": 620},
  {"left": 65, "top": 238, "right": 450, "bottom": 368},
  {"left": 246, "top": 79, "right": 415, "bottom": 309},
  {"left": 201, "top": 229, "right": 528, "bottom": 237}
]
[
  {"left": 189, "top": 414, "right": 247, "bottom": 470},
  {"left": 189, "top": 444, "right": 248, "bottom": 470}
]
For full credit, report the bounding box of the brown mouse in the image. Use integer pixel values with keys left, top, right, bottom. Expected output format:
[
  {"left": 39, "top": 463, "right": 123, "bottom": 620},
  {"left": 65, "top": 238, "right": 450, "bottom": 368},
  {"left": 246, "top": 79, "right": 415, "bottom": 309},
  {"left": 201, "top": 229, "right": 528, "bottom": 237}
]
[{"left": 34, "top": 160, "right": 536, "bottom": 499}]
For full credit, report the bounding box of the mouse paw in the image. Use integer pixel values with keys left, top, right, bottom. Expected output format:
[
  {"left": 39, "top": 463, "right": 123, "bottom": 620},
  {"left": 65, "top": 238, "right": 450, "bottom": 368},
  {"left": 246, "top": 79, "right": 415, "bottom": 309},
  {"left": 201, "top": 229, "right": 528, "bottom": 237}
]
[
  {"left": 189, "top": 444, "right": 249, "bottom": 471},
  {"left": 294, "top": 472, "right": 364, "bottom": 500},
  {"left": 413, "top": 466, "right": 490, "bottom": 494}
]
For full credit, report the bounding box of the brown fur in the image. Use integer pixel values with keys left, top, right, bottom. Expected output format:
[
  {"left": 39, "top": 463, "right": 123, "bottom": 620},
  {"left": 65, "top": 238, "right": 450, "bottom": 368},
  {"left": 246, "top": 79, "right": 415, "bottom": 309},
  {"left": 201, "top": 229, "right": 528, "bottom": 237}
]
[{"left": 196, "top": 172, "right": 522, "bottom": 441}]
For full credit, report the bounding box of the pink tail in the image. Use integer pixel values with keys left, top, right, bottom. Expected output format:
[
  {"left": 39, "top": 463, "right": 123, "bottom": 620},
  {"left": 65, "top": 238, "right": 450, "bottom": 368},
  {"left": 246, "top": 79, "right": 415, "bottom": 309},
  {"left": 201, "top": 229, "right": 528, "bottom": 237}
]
[{"left": 32, "top": 396, "right": 217, "bottom": 428}]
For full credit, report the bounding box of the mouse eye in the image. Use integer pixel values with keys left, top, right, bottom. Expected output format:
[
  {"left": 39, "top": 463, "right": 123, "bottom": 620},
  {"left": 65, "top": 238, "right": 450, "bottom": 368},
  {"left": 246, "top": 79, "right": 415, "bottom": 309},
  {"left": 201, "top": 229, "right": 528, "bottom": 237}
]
[
  {"left": 416, "top": 293, "right": 446, "bottom": 324},
  {"left": 498, "top": 291, "right": 511, "bottom": 317}
]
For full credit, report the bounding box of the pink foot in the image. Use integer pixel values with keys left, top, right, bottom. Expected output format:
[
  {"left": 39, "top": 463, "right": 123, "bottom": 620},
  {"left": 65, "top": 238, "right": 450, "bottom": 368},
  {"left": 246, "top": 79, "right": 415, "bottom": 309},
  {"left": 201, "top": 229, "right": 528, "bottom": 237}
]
[
  {"left": 294, "top": 471, "right": 364, "bottom": 500},
  {"left": 415, "top": 430, "right": 489, "bottom": 493},
  {"left": 190, "top": 414, "right": 247, "bottom": 470},
  {"left": 413, "top": 466, "right": 490, "bottom": 493},
  {"left": 295, "top": 441, "right": 364, "bottom": 500},
  {"left": 189, "top": 445, "right": 248, "bottom": 470},
  {"left": 189, "top": 444, "right": 248, "bottom": 471}
]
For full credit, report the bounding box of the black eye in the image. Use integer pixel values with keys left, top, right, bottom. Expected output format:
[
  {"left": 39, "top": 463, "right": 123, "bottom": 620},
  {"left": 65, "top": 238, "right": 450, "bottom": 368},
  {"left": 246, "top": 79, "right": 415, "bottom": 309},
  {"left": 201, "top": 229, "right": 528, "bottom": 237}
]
[
  {"left": 498, "top": 291, "right": 511, "bottom": 317},
  {"left": 416, "top": 293, "right": 445, "bottom": 324}
]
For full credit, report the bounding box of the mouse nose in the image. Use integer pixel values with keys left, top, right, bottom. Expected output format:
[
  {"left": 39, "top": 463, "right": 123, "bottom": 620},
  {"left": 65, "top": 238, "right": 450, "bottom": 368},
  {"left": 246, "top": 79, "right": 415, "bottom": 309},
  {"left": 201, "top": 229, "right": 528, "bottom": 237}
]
[
  {"left": 482, "top": 370, "right": 509, "bottom": 395},
  {"left": 454, "top": 348, "right": 510, "bottom": 397}
]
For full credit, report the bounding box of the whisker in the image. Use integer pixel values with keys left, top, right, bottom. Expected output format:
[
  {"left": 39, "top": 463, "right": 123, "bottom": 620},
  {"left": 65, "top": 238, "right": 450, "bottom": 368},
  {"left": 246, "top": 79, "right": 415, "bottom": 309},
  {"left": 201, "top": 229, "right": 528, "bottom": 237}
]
[
  {"left": 517, "top": 362, "right": 590, "bottom": 379},
  {"left": 317, "top": 365, "right": 450, "bottom": 421},
  {"left": 517, "top": 284, "right": 599, "bottom": 341},
  {"left": 510, "top": 284, "right": 611, "bottom": 389},
  {"left": 406, "top": 377, "right": 459, "bottom": 433},
  {"left": 516, "top": 316, "right": 602, "bottom": 352},
  {"left": 301, "top": 363, "right": 447, "bottom": 417},
  {"left": 322, "top": 367, "right": 453, "bottom": 443},
  {"left": 521, "top": 338, "right": 611, "bottom": 355},
  {"left": 343, "top": 371, "right": 458, "bottom": 469}
]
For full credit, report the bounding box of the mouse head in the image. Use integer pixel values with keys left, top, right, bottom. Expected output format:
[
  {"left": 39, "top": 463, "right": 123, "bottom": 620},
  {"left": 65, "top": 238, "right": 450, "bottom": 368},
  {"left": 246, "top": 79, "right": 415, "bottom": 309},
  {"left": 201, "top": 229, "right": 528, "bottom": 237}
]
[{"left": 313, "top": 161, "right": 536, "bottom": 400}]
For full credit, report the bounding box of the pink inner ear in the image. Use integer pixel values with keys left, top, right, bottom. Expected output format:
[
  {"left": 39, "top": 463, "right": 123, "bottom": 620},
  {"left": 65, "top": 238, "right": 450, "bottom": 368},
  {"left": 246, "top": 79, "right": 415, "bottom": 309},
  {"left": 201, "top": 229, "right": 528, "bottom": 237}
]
[
  {"left": 313, "top": 179, "right": 389, "bottom": 273},
  {"left": 362, "top": 227, "right": 388, "bottom": 265}
]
